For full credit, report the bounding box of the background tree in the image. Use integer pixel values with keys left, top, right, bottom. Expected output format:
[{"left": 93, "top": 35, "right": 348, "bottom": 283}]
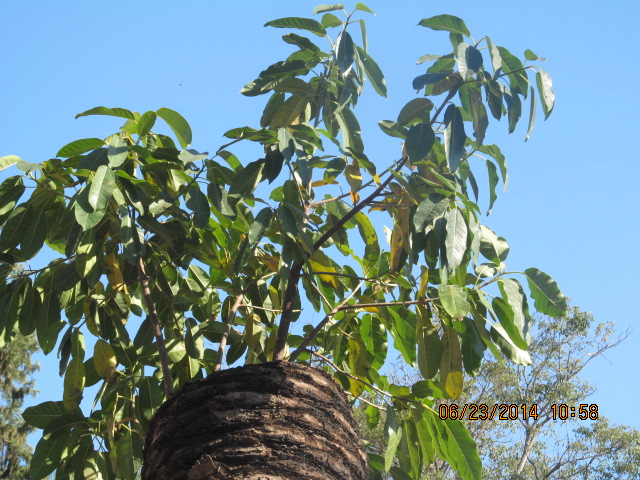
[
  {"left": 358, "top": 307, "right": 640, "bottom": 479},
  {"left": 0, "top": 5, "right": 565, "bottom": 479},
  {"left": 0, "top": 331, "right": 39, "bottom": 480}
]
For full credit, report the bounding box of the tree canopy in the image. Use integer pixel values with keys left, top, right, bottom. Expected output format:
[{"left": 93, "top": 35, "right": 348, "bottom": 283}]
[{"left": 0, "top": 5, "right": 565, "bottom": 479}]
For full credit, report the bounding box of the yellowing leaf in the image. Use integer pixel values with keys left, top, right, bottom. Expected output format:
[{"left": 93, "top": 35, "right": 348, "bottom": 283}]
[
  {"left": 419, "top": 266, "right": 429, "bottom": 298},
  {"left": 440, "top": 327, "right": 463, "bottom": 398},
  {"left": 94, "top": 339, "right": 117, "bottom": 382},
  {"left": 308, "top": 259, "right": 339, "bottom": 288},
  {"left": 348, "top": 335, "right": 370, "bottom": 398},
  {"left": 389, "top": 224, "right": 404, "bottom": 274},
  {"left": 83, "top": 298, "right": 99, "bottom": 336},
  {"left": 105, "top": 253, "right": 127, "bottom": 294},
  {"left": 345, "top": 163, "right": 362, "bottom": 204},
  {"left": 63, "top": 357, "right": 85, "bottom": 411},
  {"left": 257, "top": 254, "right": 280, "bottom": 273},
  {"left": 358, "top": 295, "right": 379, "bottom": 312}
]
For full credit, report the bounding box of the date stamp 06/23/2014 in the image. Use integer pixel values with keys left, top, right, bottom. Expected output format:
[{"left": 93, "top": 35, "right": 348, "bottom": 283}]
[{"left": 438, "top": 403, "right": 600, "bottom": 421}]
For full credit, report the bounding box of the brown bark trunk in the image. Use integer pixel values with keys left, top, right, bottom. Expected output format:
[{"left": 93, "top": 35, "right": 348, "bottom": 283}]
[{"left": 142, "top": 361, "right": 370, "bottom": 480}]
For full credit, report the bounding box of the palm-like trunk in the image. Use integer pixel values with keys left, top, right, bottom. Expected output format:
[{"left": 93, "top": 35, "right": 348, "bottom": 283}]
[{"left": 142, "top": 361, "right": 369, "bottom": 480}]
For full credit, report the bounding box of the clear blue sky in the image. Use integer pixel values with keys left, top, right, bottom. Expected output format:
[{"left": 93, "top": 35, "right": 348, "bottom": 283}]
[{"left": 2, "top": 0, "right": 639, "bottom": 440}]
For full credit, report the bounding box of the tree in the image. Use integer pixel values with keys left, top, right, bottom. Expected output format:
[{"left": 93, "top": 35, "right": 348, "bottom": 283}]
[
  {"left": 0, "top": 332, "right": 39, "bottom": 479},
  {"left": 358, "top": 308, "right": 640, "bottom": 479},
  {"left": 0, "top": 4, "right": 565, "bottom": 479}
]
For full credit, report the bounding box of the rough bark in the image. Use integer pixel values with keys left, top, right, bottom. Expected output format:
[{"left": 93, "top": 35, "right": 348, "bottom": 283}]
[{"left": 142, "top": 361, "right": 369, "bottom": 480}]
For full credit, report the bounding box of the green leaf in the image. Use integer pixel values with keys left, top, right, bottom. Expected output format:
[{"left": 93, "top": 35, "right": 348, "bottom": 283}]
[
  {"left": 468, "top": 86, "right": 488, "bottom": 146},
  {"left": 107, "top": 135, "right": 128, "bottom": 167},
  {"left": 121, "top": 215, "right": 143, "bottom": 265},
  {"left": 272, "top": 77, "right": 315, "bottom": 96},
  {"left": 438, "top": 285, "right": 470, "bottom": 319},
  {"left": 492, "top": 296, "right": 527, "bottom": 349},
  {"left": 384, "top": 405, "right": 402, "bottom": 472},
  {"left": 417, "top": 306, "right": 442, "bottom": 379},
  {"left": 0, "top": 176, "right": 25, "bottom": 218},
  {"left": 313, "top": 4, "right": 343, "bottom": 14},
  {"left": 137, "top": 110, "right": 157, "bottom": 138},
  {"left": 30, "top": 432, "right": 69, "bottom": 479},
  {"left": 524, "top": 267, "right": 566, "bottom": 317},
  {"left": 75, "top": 106, "right": 135, "bottom": 120},
  {"left": 440, "top": 326, "right": 463, "bottom": 398},
  {"left": 264, "top": 17, "right": 327, "bottom": 36},
  {"left": 505, "top": 89, "right": 522, "bottom": 134},
  {"left": 57, "top": 138, "right": 105, "bottom": 158},
  {"left": 479, "top": 225, "right": 509, "bottom": 263},
  {"left": 355, "top": 46, "right": 387, "bottom": 97},
  {"left": 355, "top": 3, "right": 375, "bottom": 14},
  {"left": 157, "top": 107, "right": 192, "bottom": 148},
  {"left": 413, "top": 194, "right": 448, "bottom": 232},
  {"left": 75, "top": 187, "right": 107, "bottom": 231},
  {"left": 486, "top": 160, "right": 499, "bottom": 215},
  {"left": 355, "top": 211, "right": 379, "bottom": 267},
  {"left": 0, "top": 204, "right": 28, "bottom": 250},
  {"left": 497, "top": 46, "right": 529, "bottom": 96},
  {"left": 525, "top": 86, "right": 537, "bottom": 141},
  {"left": 490, "top": 323, "right": 532, "bottom": 365},
  {"left": 439, "top": 418, "right": 482, "bottom": 480},
  {"left": 62, "top": 357, "right": 85, "bottom": 411},
  {"left": 229, "top": 159, "right": 265, "bottom": 196},
  {"left": 19, "top": 286, "right": 39, "bottom": 336},
  {"left": 397, "top": 98, "right": 434, "bottom": 127},
  {"left": 524, "top": 49, "right": 538, "bottom": 60},
  {"left": 186, "top": 186, "right": 210, "bottom": 228},
  {"left": 479, "top": 144, "right": 508, "bottom": 188},
  {"left": 0, "top": 155, "right": 21, "bottom": 173},
  {"left": 22, "top": 401, "right": 67, "bottom": 429},
  {"left": 486, "top": 37, "right": 502, "bottom": 74},
  {"left": 457, "top": 43, "right": 483, "bottom": 80},
  {"left": 405, "top": 122, "right": 435, "bottom": 164},
  {"left": 418, "top": 15, "right": 470, "bottom": 37},
  {"left": 269, "top": 94, "right": 309, "bottom": 128},
  {"left": 20, "top": 206, "right": 48, "bottom": 259},
  {"left": 248, "top": 207, "right": 273, "bottom": 245},
  {"left": 498, "top": 278, "right": 531, "bottom": 347},
  {"left": 444, "top": 208, "right": 468, "bottom": 271},
  {"left": 536, "top": 68, "right": 555, "bottom": 119},
  {"left": 88, "top": 165, "right": 116, "bottom": 211},
  {"left": 443, "top": 105, "right": 466, "bottom": 172},
  {"left": 336, "top": 31, "right": 355, "bottom": 73}
]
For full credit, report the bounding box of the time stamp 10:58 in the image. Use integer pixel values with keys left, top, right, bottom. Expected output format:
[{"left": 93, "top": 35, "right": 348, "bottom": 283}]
[{"left": 438, "top": 403, "right": 599, "bottom": 421}]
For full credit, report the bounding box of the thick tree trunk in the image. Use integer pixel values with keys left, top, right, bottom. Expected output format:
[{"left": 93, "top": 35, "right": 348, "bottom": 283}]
[{"left": 142, "top": 361, "right": 369, "bottom": 480}]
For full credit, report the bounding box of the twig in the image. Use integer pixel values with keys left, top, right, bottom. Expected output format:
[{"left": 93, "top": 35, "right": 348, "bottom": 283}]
[
  {"left": 214, "top": 293, "right": 244, "bottom": 371},
  {"left": 336, "top": 298, "right": 434, "bottom": 312},
  {"left": 289, "top": 280, "right": 365, "bottom": 362},
  {"left": 137, "top": 258, "right": 174, "bottom": 398},
  {"left": 307, "top": 350, "right": 395, "bottom": 400}
]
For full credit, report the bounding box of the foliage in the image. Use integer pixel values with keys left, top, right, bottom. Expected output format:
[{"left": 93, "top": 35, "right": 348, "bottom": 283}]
[
  {"left": 358, "top": 308, "right": 640, "bottom": 479},
  {"left": 0, "top": 4, "right": 565, "bottom": 479},
  {"left": 0, "top": 332, "right": 40, "bottom": 479}
]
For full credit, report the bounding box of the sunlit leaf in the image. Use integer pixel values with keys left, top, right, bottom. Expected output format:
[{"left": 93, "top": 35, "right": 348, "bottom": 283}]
[
  {"left": 524, "top": 267, "right": 566, "bottom": 317},
  {"left": 418, "top": 15, "right": 470, "bottom": 37},
  {"left": 264, "top": 17, "right": 327, "bottom": 36},
  {"left": 157, "top": 107, "right": 192, "bottom": 148},
  {"left": 438, "top": 285, "right": 470, "bottom": 319},
  {"left": 57, "top": 138, "right": 105, "bottom": 158},
  {"left": 536, "top": 68, "right": 555, "bottom": 119}
]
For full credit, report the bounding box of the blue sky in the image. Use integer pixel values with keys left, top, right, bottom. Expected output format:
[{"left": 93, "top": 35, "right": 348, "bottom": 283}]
[{"left": 2, "top": 0, "right": 639, "bottom": 442}]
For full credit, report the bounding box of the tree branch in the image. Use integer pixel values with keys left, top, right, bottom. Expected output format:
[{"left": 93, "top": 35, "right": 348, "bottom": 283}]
[
  {"left": 215, "top": 293, "right": 244, "bottom": 371},
  {"left": 137, "top": 258, "right": 174, "bottom": 398}
]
